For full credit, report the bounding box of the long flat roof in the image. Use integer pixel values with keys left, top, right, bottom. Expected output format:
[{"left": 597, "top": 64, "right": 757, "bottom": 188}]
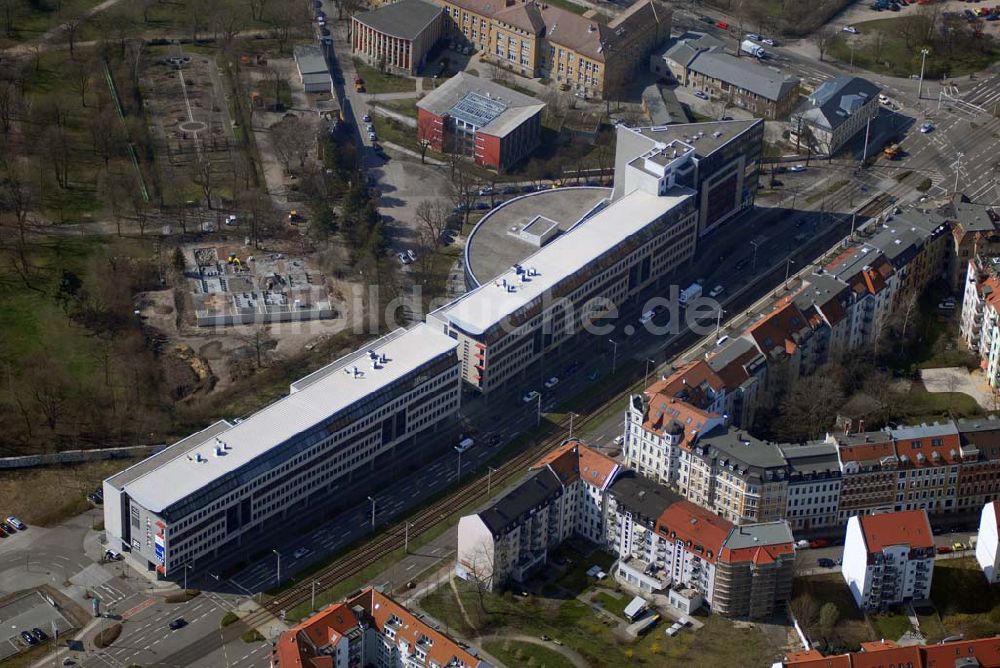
[
  {"left": 120, "top": 324, "right": 458, "bottom": 514},
  {"left": 439, "top": 188, "right": 692, "bottom": 336}
]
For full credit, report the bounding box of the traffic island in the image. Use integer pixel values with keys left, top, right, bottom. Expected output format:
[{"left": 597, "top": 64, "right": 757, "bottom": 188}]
[{"left": 92, "top": 623, "right": 122, "bottom": 649}]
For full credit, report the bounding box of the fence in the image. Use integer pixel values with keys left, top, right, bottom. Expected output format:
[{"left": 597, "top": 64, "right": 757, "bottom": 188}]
[{"left": 0, "top": 444, "right": 165, "bottom": 470}]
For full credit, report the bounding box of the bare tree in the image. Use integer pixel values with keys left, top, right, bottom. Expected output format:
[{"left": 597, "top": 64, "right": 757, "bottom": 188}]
[
  {"left": 458, "top": 542, "right": 496, "bottom": 616},
  {"left": 240, "top": 324, "right": 275, "bottom": 369},
  {"left": 417, "top": 113, "right": 435, "bottom": 164},
  {"left": 270, "top": 115, "right": 314, "bottom": 172},
  {"left": 193, "top": 157, "right": 216, "bottom": 209},
  {"left": 814, "top": 26, "right": 837, "bottom": 63},
  {"left": 60, "top": 9, "right": 86, "bottom": 58},
  {"left": 415, "top": 199, "right": 449, "bottom": 250},
  {"left": 871, "top": 28, "right": 887, "bottom": 63}
]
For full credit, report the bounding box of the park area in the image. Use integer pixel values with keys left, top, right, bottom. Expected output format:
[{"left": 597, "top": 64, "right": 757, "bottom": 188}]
[
  {"left": 418, "top": 547, "right": 786, "bottom": 667},
  {"left": 828, "top": 16, "right": 1000, "bottom": 78}
]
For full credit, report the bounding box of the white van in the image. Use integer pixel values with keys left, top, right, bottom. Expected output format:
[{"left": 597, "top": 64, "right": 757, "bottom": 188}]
[
  {"left": 456, "top": 437, "right": 475, "bottom": 453},
  {"left": 639, "top": 310, "right": 656, "bottom": 325}
]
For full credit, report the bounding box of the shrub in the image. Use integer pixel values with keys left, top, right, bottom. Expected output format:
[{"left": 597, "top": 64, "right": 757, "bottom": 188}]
[
  {"left": 166, "top": 589, "right": 201, "bottom": 603},
  {"left": 221, "top": 611, "right": 240, "bottom": 627},
  {"left": 916, "top": 178, "right": 932, "bottom": 192},
  {"left": 241, "top": 629, "right": 265, "bottom": 643}
]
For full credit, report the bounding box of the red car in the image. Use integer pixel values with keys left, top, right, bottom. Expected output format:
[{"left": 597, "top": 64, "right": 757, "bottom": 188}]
[
  {"left": 716, "top": 21, "right": 729, "bottom": 29},
  {"left": 808, "top": 539, "right": 829, "bottom": 549},
  {"left": 937, "top": 545, "right": 953, "bottom": 554}
]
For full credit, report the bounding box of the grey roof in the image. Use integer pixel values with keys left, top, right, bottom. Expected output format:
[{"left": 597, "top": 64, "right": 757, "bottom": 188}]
[
  {"left": 779, "top": 442, "right": 841, "bottom": 478},
  {"left": 695, "top": 425, "right": 789, "bottom": 481},
  {"left": 655, "top": 31, "right": 724, "bottom": 68},
  {"left": 865, "top": 210, "right": 949, "bottom": 265},
  {"left": 607, "top": 471, "right": 682, "bottom": 523},
  {"left": 353, "top": 0, "right": 443, "bottom": 41},
  {"left": 706, "top": 336, "right": 759, "bottom": 373},
  {"left": 793, "top": 272, "right": 849, "bottom": 311},
  {"left": 106, "top": 420, "right": 232, "bottom": 491},
  {"left": 889, "top": 422, "right": 958, "bottom": 441},
  {"left": 641, "top": 84, "right": 688, "bottom": 125},
  {"left": 945, "top": 194, "right": 998, "bottom": 232},
  {"left": 294, "top": 44, "right": 328, "bottom": 76},
  {"left": 687, "top": 51, "right": 799, "bottom": 102},
  {"left": 956, "top": 415, "right": 1000, "bottom": 434},
  {"left": 793, "top": 75, "right": 880, "bottom": 131},
  {"left": 478, "top": 468, "right": 562, "bottom": 535},
  {"left": 722, "top": 520, "right": 794, "bottom": 550},
  {"left": 417, "top": 72, "right": 545, "bottom": 138}
]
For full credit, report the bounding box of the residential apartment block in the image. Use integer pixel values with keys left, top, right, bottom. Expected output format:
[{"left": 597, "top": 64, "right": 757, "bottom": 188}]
[
  {"left": 457, "top": 443, "right": 795, "bottom": 618},
  {"left": 776, "top": 637, "right": 1000, "bottom": 668},
  {"left": 625, "top": 372, "right": 1000, "bottom": 531},
  {"left": 416, "top": 72, "right": 544, "bottom": 171},
  {"left": 352, "top": 0, "right": 445, "bottom": 75},
  {"left": 946, "top": 194, "right": 1000, "bottom": 290},
  {"left": 611, "top": 484, "right": 795, "bottom": 618},
  {"left": 104, "top": 325, "right": 461, "bottom": 576},
  {"left": 652, "top": 31, "right": 799, "bottom": 119},
  {"left": 977, "top": 500, "right": 1000, "bottom": 582},
  {"left": 272, "top": 587, "right": 488, "bottom": 668},
  {"left": 790, "top": 76, "right": 881, "bottom": 156},
  {"left": 841, "top": 510, "right": 934, "bottom": 611},
  {"left": 455, "top": 441, "right": 619, "bottom": 589},
  {"left": 423, "top": 0, "right": 670, "bottom": 99}
]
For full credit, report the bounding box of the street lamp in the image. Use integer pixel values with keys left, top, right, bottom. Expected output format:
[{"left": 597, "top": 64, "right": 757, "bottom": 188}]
[
  {"left": 568, "top": 412, "right": 580, "bottom": 439},
  {"left": 643, "top": 358, "right": 656, "bottom": 389},
  {"left": 535, "top": 391, "right": 542, "bottom": 427},
  {"left": 954, "top": 152, "right": 964, "bottom": 194},
  {"left": 311, "top": 580, "right": 320, "bottom": 612},
  {"left": 455, "top": 446, "right": 463, "bottom": 480},
  {"left": 715, "top": 307, "right": 726, "bottom": 341},
  {"left": 367, "top": 496, "right": 376, "bottom": 531},
  {"left": 917, "top": 48, "right": 930, "bottom": 101},
  {"left": 784, "top": 258, "right": 796, "bottom": 289},
  {"left": 181, "top": 562, "right": 193, "bottom": 592},
  {"left": 608, "top": 339, "right": 618, "bottom": 373},
  {"left": 272, "top": 550, "right": 281, "bottom": 586},
  {"left": 750, "top": 241, "right": 760, "bottom": 273}
]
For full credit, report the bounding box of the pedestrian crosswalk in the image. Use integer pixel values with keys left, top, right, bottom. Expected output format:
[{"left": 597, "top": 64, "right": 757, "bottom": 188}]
[{"left": 963, "top": 75, "right": 1000, "bottom": 110}]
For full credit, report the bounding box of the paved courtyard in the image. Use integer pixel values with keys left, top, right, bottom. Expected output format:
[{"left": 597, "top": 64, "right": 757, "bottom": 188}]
[{"left": 920, "top": 367, "right": 995, "bottom": 410}]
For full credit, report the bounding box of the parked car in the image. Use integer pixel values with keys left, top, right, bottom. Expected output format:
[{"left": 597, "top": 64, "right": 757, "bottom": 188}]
[
  {"left": 32, "top": 628, "right": 48, "bottom": 642},
  {"left": 809, "top": 539, "right": 829, "bottom": 549},
  {"left": 87, "top": 493, "right": 103, "bottom": 505},
  {"left": 407, "top": 249, "right": 417, "bottom": 262},
  {"left": 502, "top": 185, "right": 519, "bottom": 194},
  {"left": 789, "top": 164, "right": 806, "bottom": 172},
  {"left": 293, "top": 547, "right": 311, "bottom": 559},
  {"left": 544, "top": 376, "right": 559, "bottom": 389},
  {"left": 937, "top": 545, "right": 953, "bottom": 554},
  {"left": 0, "top": 521, "right": 15, "bottom": 534},
  {"left": 709, "top": 285, "right": 725, "bottom": 298},
  {"left": 694, "top": 90, "right": 709, "bottom": 99},
  {"left": 478, "top": 185, "right": 494, "bottom": 196},
  {"left": 745, "top": 32, "right": 761, "bottom": 40},
  {"left": 397, "top": 252, "right": 410, "bottom": 265},
  {"left": 7, "top": 516, "right": 26, "bottom": 530},
  {"left": 817, "top": 558, "right": 835, "bottom": 568},
  {"left": 762, "top": 38, "right": 776, "bottom": 46},
  {"left": 920, "top": 122, "right": 934, "bottom": 133},
  {"left": 104, "top": 549, "right": 123, "bottom": 561},
  {"left": 522, "top": 390, "right": 540, "bottom": 403},
  {"left": 953, "top": 541, "right": 966, "bottom": 550},
  {"left": 168, "top": 618, "right": 187, "bottom": 630},
  {"left": 843, "top": 25, "right": 859, "bottom": 33},
  {"left": 20, "top": 631, "right": 37, "bottom": 646},
  {"left": 362, "top": 113, "right": 371, "bottom": 123}
]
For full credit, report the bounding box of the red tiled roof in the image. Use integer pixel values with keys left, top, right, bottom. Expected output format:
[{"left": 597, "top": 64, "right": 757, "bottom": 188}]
[
  {"left": 644, "top": 396, "right": 719, "bottom": 448},
  {"left": 747, "top": 301, "right": 812, "bottom": 359},
  {"left": 274, "top": 588, "right": 479, "bottom": 668},
  {"left": 708, "top": 346, "right": 761, "bottom": 391},
  {"left": 894, "top": 433, "right": 962, "bottom": 466},
  {"left": 645, "top": 360, "right": 726, "bottom": 410},
  {"left": 783, "top": 637, "right": 1000, "bottom": 668},
  {"left": 655, "top": 500, "right": 732, "bottom": 564},
  {"left": 859, "top": 509, "right": 933, "bottom": 553},
  {"left": 837, "top": 439, "right": 896, "bottom": 464},
  {"left": 720, "top": 542, "right": 795, "bottom": 566},
  {"left": 533, "top": 440, "right": 619, "bottom": 490}
]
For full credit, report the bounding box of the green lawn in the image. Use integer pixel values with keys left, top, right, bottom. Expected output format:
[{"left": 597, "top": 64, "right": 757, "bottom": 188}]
[
  {"left": 929, "top": 559, "right": 1000, "bottom": 640},
  {"left": 827, "top": 18, "right": 1000, "bottom": 78},
  {"left": 792, "top": 575, "right": 874, "bottom": 652},
  {"left": 593, "top": 591, "right": 629, "bottom": 618},
  {"left": 421, "top": 578, "right": 780, "bottom": 666},
  {"left": 354, "top": 59, "right": 417, "bottom": 94},
  {"left": 483, "top": 640, "right": 575, "bottom": 668},
  {"left": 375, "top": 99, "right": 419, "bottom": 119},
  {"left": 870, "top": 612, "right": 912, "bottom": 641}
]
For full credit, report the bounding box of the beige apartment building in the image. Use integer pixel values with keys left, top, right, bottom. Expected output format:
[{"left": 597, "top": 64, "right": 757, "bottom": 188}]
[{"left": 429, "top": 0, "right": 671, "bottom": 99}]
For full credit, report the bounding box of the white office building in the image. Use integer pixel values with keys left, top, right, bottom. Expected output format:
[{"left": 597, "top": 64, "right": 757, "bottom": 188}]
[
  {"left": 977, "top": 501, "right": 1000, "bottom": 583},
  {"left": 841, "top": 509, "right": 934, "bottom": 611},
  {"left": 104, "top": 324, "right": 461, "bottom": 577},
  {"left": 428, "top": 182, "right": 696, "bottom": 394}
]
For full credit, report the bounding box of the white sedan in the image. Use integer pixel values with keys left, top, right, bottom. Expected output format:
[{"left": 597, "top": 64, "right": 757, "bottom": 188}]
[
  {"left": 522, "top": 390, "right": 540, "bottom": 403},
  {"left": 842, "top": 25, "right": 858, "bottom": 33},
  {"left": 544, "top": 376, "right": 559, "bottom": 389}
]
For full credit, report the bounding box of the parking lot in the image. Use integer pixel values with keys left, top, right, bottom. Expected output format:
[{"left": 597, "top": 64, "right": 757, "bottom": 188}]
[{"left": 0, "top": 591, "right": 73, "bottom": 660}]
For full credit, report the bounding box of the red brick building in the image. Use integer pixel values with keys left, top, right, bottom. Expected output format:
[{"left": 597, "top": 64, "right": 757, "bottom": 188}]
[{"left": 416, "top": 72, "right": 544, "bottom": 171}]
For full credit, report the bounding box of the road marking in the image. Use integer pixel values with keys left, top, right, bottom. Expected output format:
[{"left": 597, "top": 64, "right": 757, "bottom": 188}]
[{"left": 121, "top": 597, "right": 156, "bottom": 620}]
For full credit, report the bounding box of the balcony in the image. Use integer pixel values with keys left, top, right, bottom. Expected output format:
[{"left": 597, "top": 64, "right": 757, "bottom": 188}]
[
  {"left": 512, "top": 549, "right": 547, "bottom": 582},
  {"left": 616, "top": 557, "right": 671, "bottom": 593}
]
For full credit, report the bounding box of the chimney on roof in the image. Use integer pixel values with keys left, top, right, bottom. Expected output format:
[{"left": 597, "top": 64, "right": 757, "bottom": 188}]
[{"left": 858, "top": 419, "right": 865, "bottom": 434}]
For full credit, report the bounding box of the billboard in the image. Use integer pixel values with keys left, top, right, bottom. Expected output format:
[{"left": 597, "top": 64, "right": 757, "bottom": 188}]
[{"left": 154, "top": 532, "right": 165, "bottom": 564}]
